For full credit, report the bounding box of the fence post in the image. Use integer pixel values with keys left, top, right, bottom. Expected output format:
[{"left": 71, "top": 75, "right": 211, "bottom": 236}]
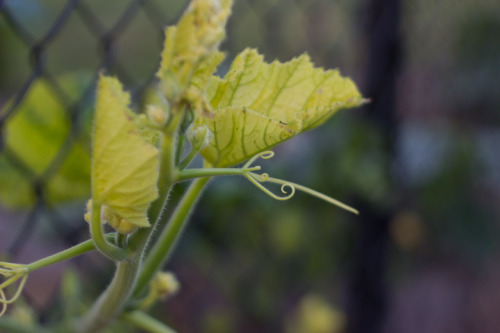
[{"left": 346, "top": 0, "right": 401, "bottom": 332}]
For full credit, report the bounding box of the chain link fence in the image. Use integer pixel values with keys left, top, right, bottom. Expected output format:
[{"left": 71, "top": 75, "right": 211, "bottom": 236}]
[
  {"left": 0, "top": 0, "right": 363, "bottom": 255},
  {"left": 1, "top": 0, "right": 499, "bottom": 332}
]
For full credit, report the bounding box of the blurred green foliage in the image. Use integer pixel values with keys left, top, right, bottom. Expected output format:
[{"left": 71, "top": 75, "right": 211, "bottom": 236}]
[
  {"left": 0, "top": 73, "right": 92, "bottom": 207},
  {"left": 1, "top": 0, "right": 499, "bottom": 332}
]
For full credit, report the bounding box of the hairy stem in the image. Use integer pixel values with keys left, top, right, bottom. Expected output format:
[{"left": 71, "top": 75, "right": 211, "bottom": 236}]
[
  {"left": 77, "top": 256, "right": 140, "bottom": 333},
  {"left": 79, "top": 123, "right": 180, "bottom": 333},
  {"left": 90, "top": 201, "right": 128, "bottom": 261},
  {"left": 133, "top": 177, "right": 210, "bottom": 297},
  {"left": 148, "top": 135, "right": 176, "bottom": 227},
  {"left": 129, "top": 119, "right": 179, "bottom": 252}
]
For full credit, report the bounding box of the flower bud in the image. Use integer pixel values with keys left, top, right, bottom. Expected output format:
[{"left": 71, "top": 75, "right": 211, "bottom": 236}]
[
  {"left": 187, "top": 124, "right": 211, "bottom": 150},
  {"left": 146, "top": 105, "right": 167, "bottom": 126},
  {"left": 83, "top": 199, "right": 92, "bottom": 223},
  {"left": 102, "top": 206, "right": 138, "bottom": 234},
  {"left": 152, "top": 271, "right": 180, "bottom": 300}
]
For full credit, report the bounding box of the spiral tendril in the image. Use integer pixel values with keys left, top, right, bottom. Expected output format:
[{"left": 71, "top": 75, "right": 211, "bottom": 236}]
[
  {"left": 280, "top": 183, "right": 294, "bottom": 195},
  {"left": 244, "top": 172, "right": 295, "bottom": 201},
  {"left": 238, "top": 151, "right": 359, "bottom": 214},
  {"left": 242, "top": 151, "right": 275, "bottom": 169},
  {"left": 181, "top": 150, "right": 358, "bottom": 213},
  {"left": 239, "top": 151, "right": 295, "bottom": 201},
  {"left": 255, "top": 173, "right": 269, "bottom": 181}
]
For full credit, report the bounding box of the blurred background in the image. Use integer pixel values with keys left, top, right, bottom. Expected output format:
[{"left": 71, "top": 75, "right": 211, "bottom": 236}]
[{"left": 1, "top": 0, "right": 499, "bottom": 332}]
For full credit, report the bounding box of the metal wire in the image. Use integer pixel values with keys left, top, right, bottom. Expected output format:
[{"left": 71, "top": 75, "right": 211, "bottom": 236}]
[
  {"left": 0, "top": 1, "right": 497, "bottom": 331},
  {"left": 0, "top": 0, "right": 173, "bottom": 255}
]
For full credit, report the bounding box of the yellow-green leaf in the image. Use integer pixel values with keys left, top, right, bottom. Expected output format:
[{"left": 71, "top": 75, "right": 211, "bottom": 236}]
[
  {"left": 157, "top": 0, "right": 231, "bottom": 94},
  {"left": 92, "top": 75, "right": 160, "bottom": 228},
  {"left": 0, "top": 73, "right": 92, "bottom": 208},
  {"left": 196, "top": 107, "right": 295, "bottom": 166},
  {"left": 196, "top": 48, "right": 364, "bottom": 167}
]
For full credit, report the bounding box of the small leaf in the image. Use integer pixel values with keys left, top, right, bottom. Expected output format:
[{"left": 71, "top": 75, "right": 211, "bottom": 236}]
[
  {"left": 91, "top": 75, "right": 160, "bottom": 228},
  {"left": 195, "top": 48, "right": 364, "bottom": 167},
  {"left": 157, "top": 0, "right": 231, "bottom": 92}
]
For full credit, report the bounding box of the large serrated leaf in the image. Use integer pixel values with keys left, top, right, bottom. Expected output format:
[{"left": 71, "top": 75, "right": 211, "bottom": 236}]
[
  {"left": 196, "top": 48, "right": 364, "bottom": 167},
  {"left": 199, "top": 107, "right": 295, "bottom": 167},
  {"left": 92, "top": 76, "right": 159, "bottom": 228}
]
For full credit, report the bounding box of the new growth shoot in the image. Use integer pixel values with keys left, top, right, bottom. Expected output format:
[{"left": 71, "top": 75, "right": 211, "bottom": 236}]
[{"left": 0, "top": 0, "right": 364, "bottom": 331}]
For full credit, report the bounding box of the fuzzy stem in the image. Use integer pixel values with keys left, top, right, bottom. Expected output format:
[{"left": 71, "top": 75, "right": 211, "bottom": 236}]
[
  {"left": 147, "top": 135, "right": 176, "bottom": 227},
  {"left": 90, "top": 201, "right": 128, "bottom": 261},
  {"left": 133, "top": 177, "right": 210, "bottom": 297},
  {"left": 77, "top": 256, "right": 140, "bottom": 333},
  {"left": 79, "top": 119, "right": 181, "bottom": 333},
  {"left": 129, "top": 119, "right": 179, "bottom": 252}
]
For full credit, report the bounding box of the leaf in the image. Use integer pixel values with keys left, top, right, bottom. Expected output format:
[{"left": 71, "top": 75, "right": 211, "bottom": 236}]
[
  {"left": 195, "top": 48, "right": 365, "bottom": 167},
  {"left": 157, "top": 0, "right": 231, "bottom": 95},
  {"left": 190, "top": 52, "right": 226, "bottom": 93},
  {"left": 92, "top": 75, "right": 160, "bottom": 228},
  {"left": 196, "top": 107, "right": 295, "bottom": 167},
  {"left": 0, "top": 73, "right": 92, "bottom": 208}
]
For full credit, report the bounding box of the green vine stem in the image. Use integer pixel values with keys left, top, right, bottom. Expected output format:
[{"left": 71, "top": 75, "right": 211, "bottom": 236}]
[
  {"left": 177, "top": 166, "right": 259, "bottom": 181},
  {"left": 26, "top": 236, "right": 113, "bottom": 272},
  {"left": 77, "top": 257, "right": 140, "bottom": 333},
  {"left": 146, "top": 134, "right": 176, "bottom": 227},
  {"left": 121, "top": 310, "right": 177, "bottom": 333},
  {"left": 133, "top": 177, "right": 211, "bottom": 297},
  {"left": 1, "top": 236, "right": 115, "bottom": 318},
  {"left": 129, "top": 115, "right": 180, "bottom": 253},
  {"left": 176, "top": 151, "right": 359, "bottom": 215},
  {"left": 90, "top": 201, "right": 128, "bottom": 261},
  {"left": 78, "top": 118, "right": 181, "bottom": 333}
]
